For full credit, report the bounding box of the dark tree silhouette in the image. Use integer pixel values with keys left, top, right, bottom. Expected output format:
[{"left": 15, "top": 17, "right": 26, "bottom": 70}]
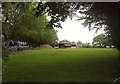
[
  {"left": 35, "top": 2, "right": 120, "bottom": 51},
  {"left": 34, "top": 2, "right": 84, "bottom": 28},
  {"left": 77, "top": 2, "right": 120, "bottom": 51}
]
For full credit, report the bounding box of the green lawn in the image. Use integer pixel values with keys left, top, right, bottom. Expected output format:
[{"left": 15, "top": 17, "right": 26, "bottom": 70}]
[{"left": 2, "top": 48, "right": 119, "bottom": 82}]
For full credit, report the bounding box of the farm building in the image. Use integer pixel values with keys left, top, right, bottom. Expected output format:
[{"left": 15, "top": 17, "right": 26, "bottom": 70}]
[
  {"left": 59, "top": 40, "right": 71, "bottom": 48},
  {"left": 54, "top": 43, "right": 59, "bottom": 49},
  {"left": 54, "top": 40, "right": 78, "bottom": 48}
]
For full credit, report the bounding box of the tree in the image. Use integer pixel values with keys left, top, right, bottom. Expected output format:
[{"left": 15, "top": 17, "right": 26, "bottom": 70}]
[
  {"left": 2, "top": 2, "right": 58, "bottom": 61},
  {"left": 93, "top": 34, "right": 112, "bottom": 48},
  {"left": 34, "top": 2, "right": 84, "bottom": 28},
  {"left": 82, "top": 42, "right": 91, "bottom": 48},
  {"left": 2, "top": 2, "right": 34, "bottom": 41},
  {"left": 77, "top": 2, "right": 119, "bottom": 50},
  {"left": 35, "top": 2, "right": 119, "bottom": 51},
  {"left": 77, "top": 41, "right": 82, "bottom": 45},
  {"left": 2, "top": 2, "right": 58, "bottom": 47}
]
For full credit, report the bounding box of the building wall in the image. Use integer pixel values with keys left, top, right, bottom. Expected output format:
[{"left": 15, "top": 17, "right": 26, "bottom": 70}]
[{"left": 59, "top": 44, "right": 65, "bottom": 48}]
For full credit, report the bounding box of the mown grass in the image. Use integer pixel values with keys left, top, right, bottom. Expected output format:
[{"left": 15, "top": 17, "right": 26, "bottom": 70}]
[{"left": 2, "top": 48, "right": 119, "bottom": 82}]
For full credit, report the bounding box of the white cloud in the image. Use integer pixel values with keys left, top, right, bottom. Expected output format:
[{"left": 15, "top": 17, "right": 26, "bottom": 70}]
[{"left": 55, "top": 18, "right": 105, "bottom": 44}]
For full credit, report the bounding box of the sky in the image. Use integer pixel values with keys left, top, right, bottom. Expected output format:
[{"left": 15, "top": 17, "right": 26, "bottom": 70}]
[{"left": 54, "top": 17, "right": 105, "bottom": 44}]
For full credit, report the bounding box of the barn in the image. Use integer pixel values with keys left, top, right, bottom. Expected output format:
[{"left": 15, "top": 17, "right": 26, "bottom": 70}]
[{"left": 59, "top": 40, "right": 71, "bottom": 48}]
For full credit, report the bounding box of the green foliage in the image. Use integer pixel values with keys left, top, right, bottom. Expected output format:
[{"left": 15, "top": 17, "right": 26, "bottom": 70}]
[
  {"left": 93, "top": 34, "right": 112, "bottom": 48},
  {"left": 2, "top": 2, "right": 58, "bottom": 62},
  {"left": 35, "top": 2, "right": 84, "bottom": 28},
  {"left": 35, "top": 2, "right": 120, "bottom": 50},
  {"left": 77, "top": 41, "right": 92, "bottom": 48},
  {"left": 82, "top": 43, "right": 91, "bottom": 48},
  {"left": 2, "top": 2, "right": 58, "bottom": 47},
  {"left": 77, "top": 3, "right": 119, "bottom": 50}
]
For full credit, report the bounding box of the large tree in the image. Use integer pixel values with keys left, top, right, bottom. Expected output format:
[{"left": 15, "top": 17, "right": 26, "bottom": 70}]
[
  {"left": 77, "top": 2, "right": 119, "bottom": 50},
  {"left": 93, "top": 34, "right": 112, "bottom": 48},
  {"left": 2, "top": 2, "right": 58, "bottom": 46},
  {"left": 34, "top": 2, "right": 83, "bottom": 28},
  {"left": 35, "top": 2, "right": 119, "bottom": 50}
]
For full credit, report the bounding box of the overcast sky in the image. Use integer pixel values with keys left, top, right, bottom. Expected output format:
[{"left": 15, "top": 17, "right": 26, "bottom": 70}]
[{"left": 54, "top": 17, "right": 105, "bottom": 44}]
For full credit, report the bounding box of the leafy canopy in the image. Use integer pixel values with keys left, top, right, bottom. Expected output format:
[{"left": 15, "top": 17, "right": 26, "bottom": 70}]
[{"left": 2, "top": 2, "right": 58, "bottom": 46}]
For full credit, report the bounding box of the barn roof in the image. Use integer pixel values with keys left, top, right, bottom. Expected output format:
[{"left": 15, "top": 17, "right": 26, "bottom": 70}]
[{"left": 59, "top": 40, "right": 71, "bottom": 44}]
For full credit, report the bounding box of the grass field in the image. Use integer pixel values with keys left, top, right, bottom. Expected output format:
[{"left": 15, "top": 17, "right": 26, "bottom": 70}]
[{"left": 2, "top": 48, "right": 119, "bottom": 82}]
